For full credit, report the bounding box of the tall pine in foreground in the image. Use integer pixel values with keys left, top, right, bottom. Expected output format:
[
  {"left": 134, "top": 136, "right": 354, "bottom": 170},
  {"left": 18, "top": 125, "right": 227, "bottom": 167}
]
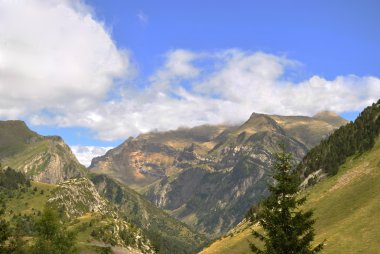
[{"left": 250, "top": 150, "right": 323, "bottom": 254}]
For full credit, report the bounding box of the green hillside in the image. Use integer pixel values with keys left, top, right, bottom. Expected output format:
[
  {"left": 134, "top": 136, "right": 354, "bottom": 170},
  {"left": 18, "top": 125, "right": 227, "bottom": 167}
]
[
  {"left": 199, "top": 137, "right": 380, "bottom": 254},
  {"left": 0, "top": 120, "right": 86, "bottom": 183},
  {"left": 0, "top": 176, "right": 156, "bottom": 253},
  {"left": 300, "top": 99, "right": 379, "bottom": 177}
]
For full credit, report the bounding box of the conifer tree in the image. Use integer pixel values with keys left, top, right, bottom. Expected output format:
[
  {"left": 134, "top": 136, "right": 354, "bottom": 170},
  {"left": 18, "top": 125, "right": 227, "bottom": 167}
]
[{"left": 250, "top": 150, "right": 324, "bottom": 254}]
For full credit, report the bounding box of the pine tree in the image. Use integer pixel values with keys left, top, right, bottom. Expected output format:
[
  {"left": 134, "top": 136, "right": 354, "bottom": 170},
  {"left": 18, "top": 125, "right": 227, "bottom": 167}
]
[{"left": 250, "top": 150, "right": 324, "bottom": 254}]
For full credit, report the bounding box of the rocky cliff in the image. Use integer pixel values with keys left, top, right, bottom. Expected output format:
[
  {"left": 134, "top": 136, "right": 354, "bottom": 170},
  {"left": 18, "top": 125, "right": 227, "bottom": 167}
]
[{"left": 90, "top": 112, "right": 347, "bottom": 237}]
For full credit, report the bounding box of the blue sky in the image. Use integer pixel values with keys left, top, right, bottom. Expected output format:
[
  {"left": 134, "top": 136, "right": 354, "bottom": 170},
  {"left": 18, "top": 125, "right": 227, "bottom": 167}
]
[
  {"left": 0, "top": 0, "right": 379, "bottom": 165},
  {"left": 87, "top": 0, "right": 380, "bottom": 79}
]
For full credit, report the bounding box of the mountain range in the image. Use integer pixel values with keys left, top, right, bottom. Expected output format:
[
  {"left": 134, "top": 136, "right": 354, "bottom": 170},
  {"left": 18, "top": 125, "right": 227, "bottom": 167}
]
[
  {"left": 0, "top": 121, "right": 207, "bottom": 253},
  {"left": 89, "top": 111, "right": 347, "bottom": 237},
  {"left": 2, "top": 102, "right": 378, "bottom": 253}
]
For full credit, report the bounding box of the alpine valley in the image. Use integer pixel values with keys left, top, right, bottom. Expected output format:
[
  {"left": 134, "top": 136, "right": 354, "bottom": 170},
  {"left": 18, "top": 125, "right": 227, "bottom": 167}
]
[{"left": 2, "top": 101, "right": 380, "bottom": 254}]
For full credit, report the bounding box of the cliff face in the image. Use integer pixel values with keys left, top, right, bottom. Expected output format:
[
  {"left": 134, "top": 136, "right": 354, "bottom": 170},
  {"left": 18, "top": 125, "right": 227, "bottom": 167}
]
[
  {"left": 0, "top": 120, "right": 86, "bottom": 183},
  {"left": 90, "top": 112, "right": 347, "bottom": 237}
]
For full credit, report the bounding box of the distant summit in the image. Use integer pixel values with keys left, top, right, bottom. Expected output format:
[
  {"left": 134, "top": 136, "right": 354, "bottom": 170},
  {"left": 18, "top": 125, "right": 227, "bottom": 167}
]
[{"left": 313, "top": 111, "right": 348, "bottom": 126}]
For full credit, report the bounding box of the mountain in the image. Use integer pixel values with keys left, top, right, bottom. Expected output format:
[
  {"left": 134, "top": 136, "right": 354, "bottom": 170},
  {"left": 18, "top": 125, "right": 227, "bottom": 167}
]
[
  {"left": 0, "top": 170, "right": 207, "bottom": 253},
  {"left": 199, "top": 129, "right": 380, "bottom": 254},
  {"left": 0, "top": 120, "right": 207, "bottom": 253},
  {"left": 0, "top": 174, "right": 156, "bottom": 254},
  {"left": 312, "top": 111, "right": 348, "bottom": 127},
  {"left": 89, "top": 124, "right": 235, "bottom": 190},
  {"left": 0, "top": 120, "right": 86, "bottom": 183},
  {"left": 90, "top": 112, "right": 347, "bottom": 237},
  {"left": 90, "top": 174, "right": 208, "bottom": 254}
]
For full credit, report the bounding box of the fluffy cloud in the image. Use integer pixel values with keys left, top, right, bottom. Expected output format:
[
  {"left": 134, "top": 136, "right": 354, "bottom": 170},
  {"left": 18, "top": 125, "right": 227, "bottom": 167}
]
[
  {"left": 0, "top": 1, "right": 379, "bottom": 141},
  {"left": 70, "top": 145, "right": 112, "bottom": 166},
  {"left": 32, "top": 49, "right": 379, "bottom": 140},
  {"left": 0, "top": 0, "right": 130, "bottom": 118}
]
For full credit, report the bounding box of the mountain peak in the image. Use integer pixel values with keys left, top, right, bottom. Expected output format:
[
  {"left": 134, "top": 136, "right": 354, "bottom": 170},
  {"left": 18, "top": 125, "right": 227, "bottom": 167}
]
[
  {"left": 313, "top": 111, "right": 348, "bottom": 127},
  {"left": 313, "top": 110, "right": 340, "bottom": 118},
  {"left": 248, "top": 112, "right": 267, "bottom": 119}
]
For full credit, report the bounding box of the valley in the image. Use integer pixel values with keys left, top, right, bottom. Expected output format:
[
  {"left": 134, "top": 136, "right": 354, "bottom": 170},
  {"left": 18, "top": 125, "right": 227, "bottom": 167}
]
[{"left": 0, "top": 101, "right": 379, "bottom": 254}]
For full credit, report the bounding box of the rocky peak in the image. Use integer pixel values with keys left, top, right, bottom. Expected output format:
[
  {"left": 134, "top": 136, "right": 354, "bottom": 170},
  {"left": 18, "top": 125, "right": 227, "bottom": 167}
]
[{"left": 237, "top": 112, "right": 285, "bottom": 136}]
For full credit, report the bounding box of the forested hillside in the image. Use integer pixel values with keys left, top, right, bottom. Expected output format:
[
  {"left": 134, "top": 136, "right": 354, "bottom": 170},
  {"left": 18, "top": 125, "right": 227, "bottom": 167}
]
[{"left": 300, "top": 99, "right": 380, "bottom": 179}]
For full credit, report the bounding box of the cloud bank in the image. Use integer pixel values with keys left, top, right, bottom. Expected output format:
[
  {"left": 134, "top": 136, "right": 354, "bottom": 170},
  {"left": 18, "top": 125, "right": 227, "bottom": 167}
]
[
  {"left": 32, "top": 49, "right": 380, "bottom": 140},
  {"left": 0, "top": 1, "right": 379, "bottom": 141}
]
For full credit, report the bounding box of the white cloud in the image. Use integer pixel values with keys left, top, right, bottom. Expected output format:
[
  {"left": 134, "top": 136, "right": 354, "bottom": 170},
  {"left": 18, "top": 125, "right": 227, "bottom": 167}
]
[
  {"left": 0, "top": 1, "right": 378, "bottom": 141},
  {"left": 149, "top": 49, "right": 201, "bottom": 91},
  {"left": 0, "top": 0, "right": 131, "bottom": 119},
  {"left": 70, "top": 145, "right": 112, "bottom": 167},
  {"left": 28, "top": 49, "right": 380, "bottom": 141}
]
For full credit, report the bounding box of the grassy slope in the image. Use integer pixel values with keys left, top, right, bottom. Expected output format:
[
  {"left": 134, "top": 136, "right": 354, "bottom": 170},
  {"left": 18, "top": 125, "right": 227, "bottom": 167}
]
[
  {"left": 1, "top": 140, "right": 50, "bottom": 173},
  {"left": 2, "top": 181, "right": 55, "bottom": 219},
  {"left": 0, "top": 121, "right": 86, "bottom": 182},
  {"left": 0, "top": 121, "right": 41, "bottom": 156},
  {"left": 1, "top": 181, "right": 150, "bottom": 253},
  {"left": 199, "top": 138, "right": 380, "bottom": 254}
]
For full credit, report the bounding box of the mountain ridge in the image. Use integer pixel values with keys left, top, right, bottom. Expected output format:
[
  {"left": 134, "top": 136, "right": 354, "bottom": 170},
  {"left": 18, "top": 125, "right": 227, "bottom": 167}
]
[
  {"left": 89, "top": 111, "right": 347, "bottom": 237},
  {"left": 0, "top": 120, "right": 86, "bottom": 184}
]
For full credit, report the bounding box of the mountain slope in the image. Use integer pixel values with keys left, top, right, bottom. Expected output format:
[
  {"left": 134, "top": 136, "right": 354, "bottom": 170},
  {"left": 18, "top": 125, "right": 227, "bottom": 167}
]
[
  {"left": 89, "top": 124, "right": 234, "bottom": 189},
  {"left": 199, "top": 126, "right": 380, "bottom": 254},
  {"left": 0, "top": 120, "right": 86, "bottom": 183},
  {"left": 299, "top": 99, "right": 380, "bottom": 179},
  {"left": 0, "top": 175, "right": 156, "bottom": 254},
  {"left": 90, "top": 112, "right": 346, "bottom": 237},
  {"left": 90, "top": 174, "right": 208, "bottom": 254}
]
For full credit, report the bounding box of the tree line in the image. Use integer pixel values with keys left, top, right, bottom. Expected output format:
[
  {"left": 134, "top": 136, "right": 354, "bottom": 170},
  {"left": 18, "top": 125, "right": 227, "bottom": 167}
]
[{"left": 299, "top": 99, "right": 380, "bottom": 178}]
